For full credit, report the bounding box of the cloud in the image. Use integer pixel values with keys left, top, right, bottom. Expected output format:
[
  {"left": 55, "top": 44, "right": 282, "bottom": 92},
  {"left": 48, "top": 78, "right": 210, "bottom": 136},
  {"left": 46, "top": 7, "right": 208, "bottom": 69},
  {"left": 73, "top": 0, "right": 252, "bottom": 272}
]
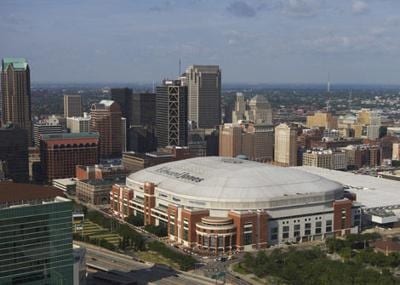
[
  {"left": 352, "top": 0, "right": 368, "bottom": 15},
  {"left": 226, "top": 1, "right": 256, "bottom": 18},
  {"left": 282, "top": 0, "right": 322, "bottom": 17},
  {"left": 149, "top": 1, "right": 173, "bottom": 12}
]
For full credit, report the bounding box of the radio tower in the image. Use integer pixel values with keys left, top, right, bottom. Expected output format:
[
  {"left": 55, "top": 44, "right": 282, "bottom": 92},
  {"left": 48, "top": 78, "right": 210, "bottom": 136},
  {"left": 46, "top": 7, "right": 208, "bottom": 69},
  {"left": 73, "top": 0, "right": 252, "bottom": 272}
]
[{"left": 327, "top": 72, "right": 331, "bottom": 93}]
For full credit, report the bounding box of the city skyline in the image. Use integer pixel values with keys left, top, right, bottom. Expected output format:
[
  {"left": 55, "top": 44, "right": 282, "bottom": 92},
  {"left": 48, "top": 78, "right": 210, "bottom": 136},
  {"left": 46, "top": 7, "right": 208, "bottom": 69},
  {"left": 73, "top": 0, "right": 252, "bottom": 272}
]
[{"left": 2, "top": 0, "right": 400, "bottom": 84}]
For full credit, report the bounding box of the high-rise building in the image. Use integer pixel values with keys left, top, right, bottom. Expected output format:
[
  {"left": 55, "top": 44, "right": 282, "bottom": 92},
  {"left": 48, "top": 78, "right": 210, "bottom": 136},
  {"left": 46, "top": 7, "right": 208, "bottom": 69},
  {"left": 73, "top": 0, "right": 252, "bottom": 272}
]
[
  {"left": 131, "top": 92, "right": 156, "bottom": 127},
  {"left": 156, "top": 80, "right": 188, "bottom": 147},
  {"left": 66, "top": 113, "right": 91, "bottom": 133},
  {"left": 0, "top": 183, "right": 73, "bottom": 284},
  {"left": 219, "top": 124, "right": 242, "bottom": 157},
  {"left": 393, "top": 143, "right": 400, "bottom": 161},
  {"left": 186, "top": 65, "right": 221, "bottom": 128},
  {"left": 40, "top": 132, "right": 99, "bottom": 181},
  {"left": 306, "top": 111, "right": 338, "bottom": 130},
  {"left": 63, "top": 95, "right": 82, "bottom": 118},
  {"left": 111, "top": 88, "right": 133, "bottom": 125},
  {"left": 0, "top": 125, "right": 29, "bottom": 182},
  {"left": 219, "top": 123, "right": 274, "bottom": 162},
  {"left": 33, "top": 115, "right": 64, "bottom": 147},
  {"left": 246, "top": 95, "right": 273, "bottom": 125},
  {"left": 90, "top": 100, "right": 122, "bottom": 158},
  {"left": 121, "top": 117, "right": 127, "bottom": 152},
  {"left": 232, "top": 93, "right": 246, "bottom": 123},
  {"left": 129, "top": 92, "right": 156, "bottom": 152},
  {"left": 274, "top": 123, "right": 297, "bottom": 166},
  {"left": 1, "top": 58, "right": 32, "bottom": 144}
]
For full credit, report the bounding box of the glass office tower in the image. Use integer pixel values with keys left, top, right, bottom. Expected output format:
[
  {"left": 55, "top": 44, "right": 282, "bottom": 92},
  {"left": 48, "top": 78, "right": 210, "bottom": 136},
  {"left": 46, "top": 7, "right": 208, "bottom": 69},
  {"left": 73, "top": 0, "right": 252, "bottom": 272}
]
[{"left": 0, "top": 184, "right": 73, "bottom": 285}]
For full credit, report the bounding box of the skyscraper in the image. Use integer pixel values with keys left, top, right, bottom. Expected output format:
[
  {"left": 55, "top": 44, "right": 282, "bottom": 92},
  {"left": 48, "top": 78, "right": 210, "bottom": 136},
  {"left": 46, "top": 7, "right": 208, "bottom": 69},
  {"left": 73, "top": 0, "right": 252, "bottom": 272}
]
[
  {"left": 33, "top": 115, "right": 64, "bottom": 147},
  {"left": 1, "top": 58, "right": 32, "bottom": 144},
  {"left": 0, "top": 183, "right": 73, "bottom": 284},
  {"left": 63, "top": 95, "right": 82, "bottom": 117},
  {"left": 186, "top": 65, "right": 221, "bottom": 128},
  {"left": 66, "top": 113, "right": 91, "bottom": 133},
  {"left": 232, "top": 92, "right": 246, "bottom": 123},
  {"left": 156, "top": 80, "right": 188, "bottom": 147},
  {"left": 0, "top": 125, "right": 29, "bottom": 182},
  {"left": 111, "top": 88, "right": 133, "bottom": 125},
  {"left": 274, "top": 123, "right": 297, "bottom": 166},
  {"left": 247, "top": 95, "right": 273, "bottom": 125},
  {"left": 90, "top": 100, "right": 122, "bottom": 158}
]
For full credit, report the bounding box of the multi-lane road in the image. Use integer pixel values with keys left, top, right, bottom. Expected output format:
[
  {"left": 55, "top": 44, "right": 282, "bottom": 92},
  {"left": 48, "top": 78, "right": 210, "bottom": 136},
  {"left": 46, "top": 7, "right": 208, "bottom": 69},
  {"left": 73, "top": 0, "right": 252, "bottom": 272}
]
[{"left": 77, "top": 241, "right": 216, "bottom": 285}]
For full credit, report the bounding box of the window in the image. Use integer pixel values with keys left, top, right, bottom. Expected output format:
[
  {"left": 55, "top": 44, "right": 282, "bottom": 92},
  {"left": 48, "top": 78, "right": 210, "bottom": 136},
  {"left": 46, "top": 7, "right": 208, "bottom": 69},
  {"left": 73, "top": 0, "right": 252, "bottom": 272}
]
[
  {"left": 271, "top": 227, "right": 278, "bottom": 241},
  {"left": 294, "top": 224, "right": 300, "bottom": 231},
  {"left": 283, "top": 226, "right": 289, "bottom": 232},
  {"left": 305, "top": 223, "right": 311, "bottom": 229},
  {"left": 282, "top": 232, "right": 289, "bottom": 239},
  {"left": 244, "top": 232, "right": 252, "bottom": 245}
]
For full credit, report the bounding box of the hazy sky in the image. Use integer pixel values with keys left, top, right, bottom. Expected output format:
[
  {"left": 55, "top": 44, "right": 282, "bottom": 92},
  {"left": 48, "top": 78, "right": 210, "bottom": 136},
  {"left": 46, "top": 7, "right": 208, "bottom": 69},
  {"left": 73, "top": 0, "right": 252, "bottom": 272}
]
[{"left": 1, "top": 0, "right": 400, "bottom": 84}]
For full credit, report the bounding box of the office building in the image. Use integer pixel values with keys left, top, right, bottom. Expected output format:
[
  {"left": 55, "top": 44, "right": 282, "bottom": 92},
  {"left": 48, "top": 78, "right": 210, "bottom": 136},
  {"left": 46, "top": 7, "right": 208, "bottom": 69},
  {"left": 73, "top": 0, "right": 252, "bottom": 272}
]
[
  {"left": 40, "top": 133, "right": 99, "bottom": 181},
  {"left": 1, "top": 58, "right": 32, "bottom": 143},
  {"left": 33, "top": 115, "right": 64, "bottom": 147},
  {"left": 76, "top": 177, "right": 124, "bottom": 205},
  {"left": 66, "top": 113, "right": 91, "bottom": 133},
  {"left": 274, "top": 123, "right": 297, "bottom": 166},
  {"left": 186, "top": 65, "right": 221, "bottom": 128},
  {"left": 0, "top": 125, "right": 29, "bottom": 182},
  {"left": 64, "top": 95, "right": 82, "bottom": 117},
  {"left": 111, "top": 157, "right": 361, "bottom": 252},
  {"left": 306, "top": 112, "right": 338, "bottom": 130},
  {"left": 122, "top": 146, "right": 192, "bottom": 173},
  {"left": 393, "top": 143, "right": 400, "bottom": 161},
  {"left": 303, "top": 150, "right": 347, "bottom": 170},
  {"left": 127, "top": 125, "right": 157, "bottom": 153},
  {"left": 90, "top": 100, "right": 122, "bottom": 158},
  {"left": 232, "top": 93, "right": 246, "bottom": 123},
  {"left": 75, "top": 164, "right": 128, "bottom": 180},
  {"left": 247, "top": 95, "right": 273, "bottom": 125},
  {"left": 0, "top": 183, "right": 73, "bottom": 284},
  {"left": 111, "top": 88, "right": 133, "bottom": 125},
  {"left": 219, "top": 123, "right": 274, "bottom": 162},
  {"left": 156, "top": 80, "right": 188, "bottom": 147}
]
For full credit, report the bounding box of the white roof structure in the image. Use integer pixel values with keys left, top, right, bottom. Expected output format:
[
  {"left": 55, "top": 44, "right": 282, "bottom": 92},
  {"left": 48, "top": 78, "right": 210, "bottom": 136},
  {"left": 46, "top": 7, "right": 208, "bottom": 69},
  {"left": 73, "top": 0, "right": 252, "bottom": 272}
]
[
  {"left": 297, "top": 166, "right": 400, "bottom": 209},
  {"left": 127, "top": 157, "right": 343, "bottom": 210}
]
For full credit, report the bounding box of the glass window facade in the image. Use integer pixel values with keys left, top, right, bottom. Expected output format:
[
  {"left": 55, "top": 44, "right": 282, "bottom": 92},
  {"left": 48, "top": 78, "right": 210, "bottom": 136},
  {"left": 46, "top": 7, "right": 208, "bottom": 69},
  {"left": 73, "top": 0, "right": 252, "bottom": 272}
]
[{"left": 0, "top": 199, "right": 73, "bottom": 285}]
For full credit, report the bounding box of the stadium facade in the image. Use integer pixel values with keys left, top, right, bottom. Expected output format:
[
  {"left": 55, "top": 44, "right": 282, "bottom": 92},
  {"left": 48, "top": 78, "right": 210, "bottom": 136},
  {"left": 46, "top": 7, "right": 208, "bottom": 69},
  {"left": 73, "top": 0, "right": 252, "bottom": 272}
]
[{"left": 111, "top": 157, "right": 361, "bottom": 252}]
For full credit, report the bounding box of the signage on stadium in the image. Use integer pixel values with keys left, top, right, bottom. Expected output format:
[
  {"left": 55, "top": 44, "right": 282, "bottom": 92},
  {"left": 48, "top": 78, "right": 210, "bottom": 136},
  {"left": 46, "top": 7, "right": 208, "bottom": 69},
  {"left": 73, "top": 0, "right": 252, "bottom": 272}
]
[{"left": 156, "top": 166, "right": 204, "bottom": 183}]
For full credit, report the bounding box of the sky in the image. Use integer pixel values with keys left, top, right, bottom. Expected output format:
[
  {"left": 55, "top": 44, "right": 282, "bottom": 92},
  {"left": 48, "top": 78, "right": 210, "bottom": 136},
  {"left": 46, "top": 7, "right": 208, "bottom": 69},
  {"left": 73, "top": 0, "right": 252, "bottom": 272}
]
[{"left": 1, "top": 0, "right": 400, "bottom": 84}]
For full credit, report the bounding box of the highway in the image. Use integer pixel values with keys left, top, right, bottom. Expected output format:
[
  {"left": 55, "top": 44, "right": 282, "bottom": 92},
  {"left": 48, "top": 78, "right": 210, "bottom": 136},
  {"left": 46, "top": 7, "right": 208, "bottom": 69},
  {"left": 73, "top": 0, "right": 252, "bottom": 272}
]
[{"left": 77, "top": 242, "right": 215, "bottom": 285}]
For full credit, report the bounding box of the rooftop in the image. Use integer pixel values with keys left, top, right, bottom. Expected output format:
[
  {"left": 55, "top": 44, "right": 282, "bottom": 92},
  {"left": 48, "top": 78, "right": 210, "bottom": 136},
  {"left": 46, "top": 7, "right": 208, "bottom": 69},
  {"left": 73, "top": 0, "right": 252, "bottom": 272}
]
[
  {"left": 127, "top": 157, "right": 342, "bottom": 204},
  {"left": 41, "top": 132, "right": 99, "bottom": 140},
  {"left": 0, "top": 182, "right": 65, "bottom": 208},
  {"left": 2, "top": 58, "right": 28, "bottom": 71},
  {"left": 297, "top": 166, "right": 400, "bottom": 209}
]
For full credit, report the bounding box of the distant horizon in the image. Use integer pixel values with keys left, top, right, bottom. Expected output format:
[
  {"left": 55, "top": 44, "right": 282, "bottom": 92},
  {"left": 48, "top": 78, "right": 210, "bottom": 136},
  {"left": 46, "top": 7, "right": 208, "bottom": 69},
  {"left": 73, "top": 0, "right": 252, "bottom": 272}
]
[{"left": 2, "top": 1, "right": 400, "bottom": 84}]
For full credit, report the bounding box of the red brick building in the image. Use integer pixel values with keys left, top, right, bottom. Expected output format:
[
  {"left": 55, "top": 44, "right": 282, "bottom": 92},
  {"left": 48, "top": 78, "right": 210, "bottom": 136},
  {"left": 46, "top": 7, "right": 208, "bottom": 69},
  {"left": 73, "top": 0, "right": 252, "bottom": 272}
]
[
  {"left": 40, "top": 133, "right": 99, "bottom": 181},
  {"left": 110, "top": 157, "right": 361, "bottom": 253},
  {"left": 90, "top": 100, "right": 122, "bottom": 159}
]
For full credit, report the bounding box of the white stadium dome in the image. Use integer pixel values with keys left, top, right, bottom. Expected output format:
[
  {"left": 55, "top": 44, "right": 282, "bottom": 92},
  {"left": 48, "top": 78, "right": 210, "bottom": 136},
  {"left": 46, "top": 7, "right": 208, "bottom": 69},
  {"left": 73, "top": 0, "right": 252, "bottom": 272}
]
[{"left": 126, "top": 157, "right": 343, "bottom": 210}]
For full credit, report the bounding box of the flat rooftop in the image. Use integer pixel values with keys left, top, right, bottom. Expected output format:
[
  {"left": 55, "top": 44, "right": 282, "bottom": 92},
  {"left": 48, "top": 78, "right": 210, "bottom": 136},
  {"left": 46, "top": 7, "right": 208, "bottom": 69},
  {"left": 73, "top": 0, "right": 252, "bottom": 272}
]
[
  {"left": 296, "top": 166, "right": 400, "bottom": 209},
  {"left": 0, "top": 182, "right": 66, "bottom": 208}
]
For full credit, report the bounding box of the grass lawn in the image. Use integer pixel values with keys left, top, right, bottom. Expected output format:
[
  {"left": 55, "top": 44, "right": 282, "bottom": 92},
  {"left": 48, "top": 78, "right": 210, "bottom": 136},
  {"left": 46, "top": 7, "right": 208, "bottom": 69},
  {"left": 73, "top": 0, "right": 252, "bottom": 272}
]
[
  {"left": 137, "top": 251, "right": 180, "bottom": 270},
  {"left": 232, "top": 262, "right": 249, "bottom": 275}
]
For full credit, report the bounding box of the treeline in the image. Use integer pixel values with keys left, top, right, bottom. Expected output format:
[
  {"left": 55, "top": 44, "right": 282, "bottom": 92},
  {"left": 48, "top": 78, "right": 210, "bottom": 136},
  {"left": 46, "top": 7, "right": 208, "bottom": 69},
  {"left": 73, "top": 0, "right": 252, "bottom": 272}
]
[
  {"left": 85, "top": 210, "right": 145, "bottom": 251},
  {"left": 326, "top": 233, "right": 400, "bottom": 268},
  {"left": 147, "top": 241, "right": 197, "bottom": 271},
  {"left": 240, "top": 248, "right": 399, "bottom": 285},
  {"left": 73, "top": 233, "right": 116, "bottom": 251}
]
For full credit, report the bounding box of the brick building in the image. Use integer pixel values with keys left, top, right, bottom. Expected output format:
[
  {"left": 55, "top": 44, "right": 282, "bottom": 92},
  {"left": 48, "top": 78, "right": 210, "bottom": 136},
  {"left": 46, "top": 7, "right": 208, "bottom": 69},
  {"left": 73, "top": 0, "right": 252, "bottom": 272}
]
[
  {"left": 111, "top": 157, "right": 361, "bottom": 253},
  {"left": 40, "top": 133, "right": 99, "bottom": 181}
]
